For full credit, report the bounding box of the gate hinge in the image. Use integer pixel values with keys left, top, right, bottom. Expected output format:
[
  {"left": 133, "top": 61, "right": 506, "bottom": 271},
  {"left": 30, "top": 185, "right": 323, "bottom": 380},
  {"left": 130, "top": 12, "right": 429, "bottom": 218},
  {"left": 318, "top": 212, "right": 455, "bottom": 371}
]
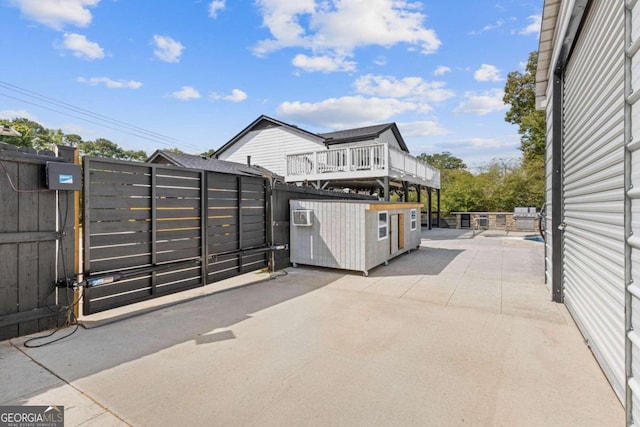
[{"left": 557, "top": 222, "right": 567, "bottom": 231}]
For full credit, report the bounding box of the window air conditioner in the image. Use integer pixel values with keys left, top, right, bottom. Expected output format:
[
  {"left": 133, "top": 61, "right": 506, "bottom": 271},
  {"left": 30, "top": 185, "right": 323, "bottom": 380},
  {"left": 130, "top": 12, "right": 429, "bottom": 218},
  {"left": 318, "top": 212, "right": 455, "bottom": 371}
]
[{"left": 292, "top": 209, "right": 312, "bottom": 226}]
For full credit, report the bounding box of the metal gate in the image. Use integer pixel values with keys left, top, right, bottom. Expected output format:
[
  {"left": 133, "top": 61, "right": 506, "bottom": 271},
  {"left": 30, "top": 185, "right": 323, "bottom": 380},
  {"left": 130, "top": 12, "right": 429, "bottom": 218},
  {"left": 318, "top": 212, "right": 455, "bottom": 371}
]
[
  {"left": 83, "top": 157, "right": 267, "bottom": 315},
  {"left": 562, "top": 0, "right": 626, "bottom": 402}
]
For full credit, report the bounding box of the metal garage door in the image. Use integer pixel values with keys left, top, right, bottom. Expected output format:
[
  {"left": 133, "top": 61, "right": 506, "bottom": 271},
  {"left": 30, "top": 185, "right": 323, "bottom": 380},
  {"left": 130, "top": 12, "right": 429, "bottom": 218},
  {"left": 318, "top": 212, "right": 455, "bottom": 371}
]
[
  {"left": 627, "top": 0, "right": 640, "bottom": 422},
  {"left": 562, "top": 0, "right": 625, "bottom": 401}
]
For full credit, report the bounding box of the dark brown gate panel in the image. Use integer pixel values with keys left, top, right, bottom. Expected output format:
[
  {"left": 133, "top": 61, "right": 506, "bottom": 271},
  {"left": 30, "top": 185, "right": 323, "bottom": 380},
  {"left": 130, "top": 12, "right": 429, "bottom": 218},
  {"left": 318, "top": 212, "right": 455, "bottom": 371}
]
[
  {"left": 0, "top": 146, "right": 75, "bottom": 340},
  {"left": 206, "top": 173, "right": 267, "bottom": 283},
  {"left": 83, "top": 158, "right": 269, "bottom": 315},
  {"left": 83, "top": 158, "right": 205, "bottom": 314}
]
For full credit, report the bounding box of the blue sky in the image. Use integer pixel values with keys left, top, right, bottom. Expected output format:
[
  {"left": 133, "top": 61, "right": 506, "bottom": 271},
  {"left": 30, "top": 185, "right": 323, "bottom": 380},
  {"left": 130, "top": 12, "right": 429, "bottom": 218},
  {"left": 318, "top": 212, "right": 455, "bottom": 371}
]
[{"left": 0, "top": 0, "right": 541, "bottom": 169}]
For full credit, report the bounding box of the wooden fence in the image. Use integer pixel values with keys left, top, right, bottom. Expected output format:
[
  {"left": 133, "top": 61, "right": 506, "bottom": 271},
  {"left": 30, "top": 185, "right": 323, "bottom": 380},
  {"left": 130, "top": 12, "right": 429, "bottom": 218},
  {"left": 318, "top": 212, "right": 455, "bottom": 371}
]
[{"left": 0, "top": 145, "right": 76, "bottom": 340}]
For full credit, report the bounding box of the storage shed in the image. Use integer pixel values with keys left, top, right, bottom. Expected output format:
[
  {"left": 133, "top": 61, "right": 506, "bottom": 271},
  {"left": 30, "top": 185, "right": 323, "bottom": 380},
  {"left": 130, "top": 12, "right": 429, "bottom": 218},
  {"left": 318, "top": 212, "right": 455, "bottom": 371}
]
[{"left": 289, "top": 199, "right": 422, "bottom": 276}]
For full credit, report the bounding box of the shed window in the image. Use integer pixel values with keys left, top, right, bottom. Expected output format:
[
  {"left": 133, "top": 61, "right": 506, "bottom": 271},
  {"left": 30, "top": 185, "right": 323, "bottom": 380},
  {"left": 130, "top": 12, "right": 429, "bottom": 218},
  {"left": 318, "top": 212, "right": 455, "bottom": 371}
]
[
  {"left": 410, "top": 209, "right": 417, "bottom": 231},
  {"left": 378, "top": 211, "right": 388, "bottom": 240}
]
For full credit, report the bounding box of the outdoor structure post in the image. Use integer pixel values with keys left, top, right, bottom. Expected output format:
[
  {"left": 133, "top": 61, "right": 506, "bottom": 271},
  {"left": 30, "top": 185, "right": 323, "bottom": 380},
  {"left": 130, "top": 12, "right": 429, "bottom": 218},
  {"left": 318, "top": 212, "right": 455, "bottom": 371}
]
[
  {"left": 383, "top": 176, "right": 390, "bottom": 201},
  {"left": 552, "top": 71, "right": 564, "bottom": 303},
  {"left": 427, "top": 187, "right": 432, "bottom": 230},
  {"left": 436, "top": 189, "right": 441, "bottom": 227},
  {"left": 402, "top": 181, "right": 409, "bottom": 202}
]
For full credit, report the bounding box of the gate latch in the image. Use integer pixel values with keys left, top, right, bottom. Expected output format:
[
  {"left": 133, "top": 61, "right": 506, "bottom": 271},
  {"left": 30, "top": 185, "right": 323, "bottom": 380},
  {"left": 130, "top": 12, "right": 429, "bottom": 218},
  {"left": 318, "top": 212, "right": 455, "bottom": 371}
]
[{"left": 557, "top": 222, "right": 567, "bottom": 231}]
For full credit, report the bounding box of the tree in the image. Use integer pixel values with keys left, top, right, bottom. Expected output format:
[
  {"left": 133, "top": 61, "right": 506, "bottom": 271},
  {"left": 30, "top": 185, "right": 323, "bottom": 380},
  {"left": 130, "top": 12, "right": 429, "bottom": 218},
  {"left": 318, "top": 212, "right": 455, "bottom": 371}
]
[
  {"left": 79, "top": 138, "right": 147, "bottom": 161},
  {"left": 63, "top": 133, "right": 84, "bottom": 147},
  {"left": 0, "top": 118, "right": 47, "bottom": 148},
  {"left": 417, "top": 151, "right": 466, "bottom": 170},
  {"left": 503, "top": 51, "right": 546, "bottom": 162},
  {"left": 201, "top": 148, "right": 216, "bottom": 157},
  {"left": 165, "top": 147, "right": 184, "bottom": 154}
]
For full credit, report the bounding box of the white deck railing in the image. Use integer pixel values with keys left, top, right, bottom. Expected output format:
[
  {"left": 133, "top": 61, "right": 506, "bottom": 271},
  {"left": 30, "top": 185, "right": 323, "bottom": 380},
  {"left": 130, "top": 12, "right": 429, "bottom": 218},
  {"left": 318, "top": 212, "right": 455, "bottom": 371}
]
[{"left": 286, "top": 143, "right": 440, "bottom": 188}]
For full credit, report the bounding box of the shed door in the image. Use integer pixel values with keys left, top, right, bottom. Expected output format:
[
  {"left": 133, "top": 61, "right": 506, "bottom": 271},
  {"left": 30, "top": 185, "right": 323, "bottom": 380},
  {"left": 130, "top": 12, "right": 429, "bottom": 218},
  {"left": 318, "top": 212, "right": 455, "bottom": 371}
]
[
  {"left": 562, "top": 0, "right": 625, "bottom": 401},
  {"left": 390, "top": 214, "right": 400, "bottom": 254}
]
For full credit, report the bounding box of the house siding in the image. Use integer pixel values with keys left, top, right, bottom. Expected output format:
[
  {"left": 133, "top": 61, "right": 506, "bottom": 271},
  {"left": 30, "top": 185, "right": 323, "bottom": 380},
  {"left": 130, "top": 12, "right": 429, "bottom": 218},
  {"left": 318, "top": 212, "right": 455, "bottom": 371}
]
[
  {"left": 217, "top": 127, "right": 324, "bottom": 176},
  {"left": 377, "top": 128, "right": 404, "bottom": 151}
]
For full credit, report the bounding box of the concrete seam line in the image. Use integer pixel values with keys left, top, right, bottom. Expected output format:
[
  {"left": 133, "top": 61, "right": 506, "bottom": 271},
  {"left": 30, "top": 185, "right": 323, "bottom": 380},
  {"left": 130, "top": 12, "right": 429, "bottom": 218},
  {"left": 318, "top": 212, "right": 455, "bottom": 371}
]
[{"left": 9, "top": 340, "right": 133, "bottom": 427}]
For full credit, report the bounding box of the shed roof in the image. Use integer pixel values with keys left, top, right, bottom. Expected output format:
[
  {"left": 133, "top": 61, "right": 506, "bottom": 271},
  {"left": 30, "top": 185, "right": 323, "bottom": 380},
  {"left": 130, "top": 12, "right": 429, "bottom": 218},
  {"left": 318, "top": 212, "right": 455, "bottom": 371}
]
[{"left": 147, "top": 150, "right": 276, "bottom": 177}]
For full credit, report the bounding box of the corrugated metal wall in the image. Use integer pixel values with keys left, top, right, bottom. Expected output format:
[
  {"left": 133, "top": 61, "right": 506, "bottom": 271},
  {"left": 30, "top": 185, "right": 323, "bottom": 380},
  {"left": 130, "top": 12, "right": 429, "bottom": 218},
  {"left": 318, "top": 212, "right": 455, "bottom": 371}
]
[
  {"left": 562, "top": 0, "right": 626, "bottom": 401},
  {"left": 627, "top": 0, "right": 640, "bottom": 422}
]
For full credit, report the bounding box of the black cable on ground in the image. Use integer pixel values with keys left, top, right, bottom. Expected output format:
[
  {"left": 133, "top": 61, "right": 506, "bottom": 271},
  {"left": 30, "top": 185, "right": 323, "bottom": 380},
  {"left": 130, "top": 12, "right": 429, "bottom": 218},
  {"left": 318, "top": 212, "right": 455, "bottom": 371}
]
[{"left": 23, "top": 192, "right": 83, "bottom": 348}]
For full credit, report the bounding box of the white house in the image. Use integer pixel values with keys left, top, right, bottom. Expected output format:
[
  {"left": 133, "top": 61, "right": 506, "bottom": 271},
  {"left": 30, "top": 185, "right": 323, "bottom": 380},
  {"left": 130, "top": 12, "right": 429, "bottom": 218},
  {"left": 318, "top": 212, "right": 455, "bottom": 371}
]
[
  {"left": 537, "top": 0, "right": 636, "bottom": 421},
  {"left": 214, "top": 115, "right": 440, "bottom": 209}
]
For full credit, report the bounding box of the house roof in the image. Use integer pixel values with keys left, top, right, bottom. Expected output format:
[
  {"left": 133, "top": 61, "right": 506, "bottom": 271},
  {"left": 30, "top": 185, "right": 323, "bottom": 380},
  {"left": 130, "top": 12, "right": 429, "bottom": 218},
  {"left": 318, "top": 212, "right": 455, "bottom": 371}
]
[
  {"left": 215, "top": 115, "right": 411, "bottom": 156},
  {"left": 319, "top": 123, "right": 408, "bottom": 152},
  {"left": 535, "top": 0, "right": 561, "bottom": 109},
  {"left": 147, "top": 150, "right": 276, "bottom": 178},
  {"left": 214, "top": 115, "right": 323, "bottom": 157}
]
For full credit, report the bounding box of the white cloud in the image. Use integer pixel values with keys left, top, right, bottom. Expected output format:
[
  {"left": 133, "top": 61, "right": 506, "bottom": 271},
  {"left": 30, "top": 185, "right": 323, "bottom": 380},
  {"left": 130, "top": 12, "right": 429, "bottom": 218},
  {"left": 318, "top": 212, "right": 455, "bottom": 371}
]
[
  {"left": 10, "top": 0, "right": 100, "bottom": 30},
  {"left": 153, "top": 35, "right": 184, "bottom": 63},
  {"left": 225, "top": 89, "right": 248, "bottom": 102},
  {"left": 209, "top": 0, "right": 225, "bottom": 18},
  {"left": 398, "top": 121, "right": 451, "bottom": 137},
  {"left": 292, "top": 54, "right": 356, "bottom": 73},
  {"left": 77, "top": 77, "right": 142, "bottom": 89},
  {"left": 0, "top": 109, "right": 36, "bottom": 120},
  {"left": 519, "top": 14, "right": 541, "bottom": 36},
  {"left": 253, "top": 0, "right": 440, "bottom": 69},
  {"left": 211, "top": 89, "right": 248, "bottom": 102},
  {"left": 171, "top": 86, "right": 201, "bottom": 100},
  {"left": 469, "top": 18, "right": 505, "bottom": 35},
  {"left": 474, "top": 64, "right": 502, "bottom": 82},
  {"left": 374, "top": 56, "right": 387, "bottom": 66},
  {"left": 448, "top": 136, "right": 519, "bottom": 149},
  {"left": 277, "top": 95, "right": 419, "bottom": 128},
  {"left": 354, "top": 74, "right": 454, "bottom": 102},
  {"left": 454, "top": 89, "right": 507, "bottom": 115},
  {"left": 57, "top": 33, "right": 104, "bottom": 59},
  {"left": 433, "top": 66, "right": 451, "bottom": 76}
]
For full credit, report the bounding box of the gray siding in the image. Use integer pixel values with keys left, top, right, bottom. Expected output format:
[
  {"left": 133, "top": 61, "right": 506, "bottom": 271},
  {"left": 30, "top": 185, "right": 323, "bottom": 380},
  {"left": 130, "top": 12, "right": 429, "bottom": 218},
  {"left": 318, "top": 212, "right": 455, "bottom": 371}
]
[
  {"left": 218, "top": 127, "right": 324, "bottom": 176},
  {"left": 290, "top": 200, "right": 421, "bottom": 274},
  {"left": 377, "top": 128, "right": 404, "bottom": 151}
]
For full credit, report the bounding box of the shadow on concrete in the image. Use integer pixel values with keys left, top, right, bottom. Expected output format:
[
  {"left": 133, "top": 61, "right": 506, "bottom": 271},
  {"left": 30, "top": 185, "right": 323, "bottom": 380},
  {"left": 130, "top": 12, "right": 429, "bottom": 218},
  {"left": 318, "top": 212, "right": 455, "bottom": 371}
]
[
  {"left": 10, "top": 268, "right": 342, "bottom": 387},
  {"left": 421, "top": 228, "right": 475, "bottom": 240},
  {"left": 367, "top": 246, "right": 464, "bottom": 277}
]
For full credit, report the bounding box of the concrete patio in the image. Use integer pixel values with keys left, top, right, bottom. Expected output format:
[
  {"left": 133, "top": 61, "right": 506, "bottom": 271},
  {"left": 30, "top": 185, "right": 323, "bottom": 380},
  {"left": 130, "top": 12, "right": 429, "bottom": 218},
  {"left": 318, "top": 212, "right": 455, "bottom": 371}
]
[{"left": 1, "top": 228, "right": 623, "bottom": 426}]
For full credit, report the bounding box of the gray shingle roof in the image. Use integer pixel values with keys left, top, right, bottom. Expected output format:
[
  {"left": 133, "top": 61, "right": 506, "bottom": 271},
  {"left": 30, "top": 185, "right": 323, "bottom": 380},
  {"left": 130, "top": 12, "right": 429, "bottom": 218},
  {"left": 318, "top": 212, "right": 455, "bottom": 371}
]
[
  {"left": 319, "top": 123, "right": 408, "bottom": 152},
  {"left": 147, "top": 150, "right": 277, "bottom": 178}
]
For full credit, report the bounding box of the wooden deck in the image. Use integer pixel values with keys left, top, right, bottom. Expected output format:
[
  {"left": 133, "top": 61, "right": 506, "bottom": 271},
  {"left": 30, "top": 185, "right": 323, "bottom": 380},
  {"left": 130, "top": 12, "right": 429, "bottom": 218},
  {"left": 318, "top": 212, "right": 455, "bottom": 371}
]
[{"left": 285, "top": 143, "right": 440, "bottom": 189}]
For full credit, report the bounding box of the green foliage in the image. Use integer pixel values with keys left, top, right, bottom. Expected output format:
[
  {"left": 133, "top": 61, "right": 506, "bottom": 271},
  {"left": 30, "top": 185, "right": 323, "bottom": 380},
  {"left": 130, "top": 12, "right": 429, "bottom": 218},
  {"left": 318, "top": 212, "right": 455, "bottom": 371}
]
[
  {"left": 200, "top": 148, "right": 216, "bottom": 157},
  {"left": 79, "top": 138, "right": 147, "bottom": 161},
  {"left": 436, "top": 157, "right": 544, "bottom": 216},
  {"left": 0, "top": 118, "right": 47, "bottom": 148},
  {"left": 417, "top": 151, "right": 466, "bottom": 170},
  {"left": 503, "top": 51, "right": 546, "bottom": 162},
  {"left": 165, "top": 147, "right": 185, "bottom": 154},
  {"left": 0, "top": 117, "right": 148, "bottom": 161}
]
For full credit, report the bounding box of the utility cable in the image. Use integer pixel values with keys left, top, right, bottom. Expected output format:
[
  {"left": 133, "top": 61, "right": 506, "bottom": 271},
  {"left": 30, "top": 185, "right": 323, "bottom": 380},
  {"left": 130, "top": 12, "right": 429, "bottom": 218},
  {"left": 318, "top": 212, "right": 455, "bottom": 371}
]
[{"left": 0, "top": 81, "right": 205, "bottom": 153}]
